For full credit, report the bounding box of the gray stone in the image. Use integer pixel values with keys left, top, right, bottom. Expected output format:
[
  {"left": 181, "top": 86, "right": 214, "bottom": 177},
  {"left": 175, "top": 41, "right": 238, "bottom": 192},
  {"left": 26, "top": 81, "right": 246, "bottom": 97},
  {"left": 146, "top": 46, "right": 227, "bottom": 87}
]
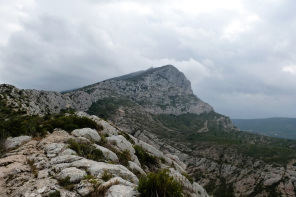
[
  {"left": 135, "top": 138, "right": 164, "bottom": 158},
  {"left": 5, "top": 136, "right": 32, "bottom": 150},
  {"left": 37, "top": 169, "right": 49, "bottom": 179},
  {"left": 90, "top": 116, "right": 119, "bottom": 136},
  {"left": 165, "top": 153, "right": 186, "bottom": 170},
  {"left": 60, "top": 149, "right": 77, "bottom": 156},
  {"left": 107, "top": 135, "right": 141, "bottom": 166},
  {"left": 100, "top": 177, "right": 135, "bottom": 188},
  {"left": 93, "top": 144, "right": 119, "bottom": 162},
  {"left": 71, "top": 128, "right": 101, "bottom": 142},
  {"left": 58, "top": 167, "right": 87, "bottom": 183},
  {"left": 193, "top": 182, "right": 209, "bottom": 197},
  {"left": 50, "top": 155, "right": 82, "bottom": 165},
  {"left": 86, "top": 162, "right": 139, "bottom": 184},
  {"left": 107, "top": 135, "right": 134, "bottom": 154},
  {"left": 105, "top": 185, "right": 139, "bottom": 197},
  {"left": 76, "top": 181, "right": 94, "bottom": 196},
  {"left": 44, "top": 143, "right": 65, "bottom": 158},
  {"left": 128, "top": 161, "right": 146, "bottom": 176}
]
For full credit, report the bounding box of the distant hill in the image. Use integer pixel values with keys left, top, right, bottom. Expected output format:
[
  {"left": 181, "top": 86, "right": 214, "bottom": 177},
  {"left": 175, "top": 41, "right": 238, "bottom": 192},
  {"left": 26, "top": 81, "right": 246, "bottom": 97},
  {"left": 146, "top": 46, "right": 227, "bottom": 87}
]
[{"left": 232, "top": 117, "right": 296, "bottom": 139}]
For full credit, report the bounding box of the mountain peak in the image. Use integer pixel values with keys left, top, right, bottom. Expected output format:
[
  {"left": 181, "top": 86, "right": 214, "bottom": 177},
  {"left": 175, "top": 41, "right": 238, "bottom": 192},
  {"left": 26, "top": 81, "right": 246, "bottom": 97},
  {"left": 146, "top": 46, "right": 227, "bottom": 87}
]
[
  {"left": 149, "top": 65, "right": 192, "bottom": 94},
  {"left": 108, "top": 65, "right": 192, "bottom": 95}
]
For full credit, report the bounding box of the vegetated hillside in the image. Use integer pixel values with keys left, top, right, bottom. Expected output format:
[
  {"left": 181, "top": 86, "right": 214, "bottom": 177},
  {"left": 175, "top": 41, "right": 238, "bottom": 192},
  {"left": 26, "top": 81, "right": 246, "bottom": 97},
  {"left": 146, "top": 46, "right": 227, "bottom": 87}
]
[
  {"left": 232, "top": 118, "right": 296, "bottom": 140},
  {"left": 2, "top": 65, "right": 296, "bottom": 196}
]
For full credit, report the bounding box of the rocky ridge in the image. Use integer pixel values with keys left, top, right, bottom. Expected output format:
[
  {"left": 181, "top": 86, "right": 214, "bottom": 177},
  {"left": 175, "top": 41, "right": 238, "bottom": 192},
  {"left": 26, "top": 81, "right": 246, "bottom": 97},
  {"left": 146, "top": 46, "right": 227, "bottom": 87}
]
[
  {"left": 2, "top": 65, "right": 294, "bottom": 196},
  {"left": 0, "top": 112, "right": 208, "bottom": 197},
  {"left": 0, "top": 65, "right": 215, "bottom": 116}
]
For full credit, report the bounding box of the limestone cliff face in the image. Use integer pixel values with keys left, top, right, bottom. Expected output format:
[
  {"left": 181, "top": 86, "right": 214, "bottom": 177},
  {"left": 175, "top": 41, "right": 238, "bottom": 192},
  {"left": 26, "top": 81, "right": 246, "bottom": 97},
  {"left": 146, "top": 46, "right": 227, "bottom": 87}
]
[
  {"left": 0, "top": 65, "right": 214, "bottom": 116},
  {"left": 72, "top": 65, "right": 213, "bottom": 115}
]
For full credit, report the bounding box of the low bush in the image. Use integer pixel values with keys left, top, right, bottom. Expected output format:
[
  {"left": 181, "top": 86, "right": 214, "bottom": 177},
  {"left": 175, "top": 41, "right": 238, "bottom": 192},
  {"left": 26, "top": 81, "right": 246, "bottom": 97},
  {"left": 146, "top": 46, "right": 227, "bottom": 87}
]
[
  {"left": 181, "top": 172, "right": 194, "bottom": 184},
  {"left": 118, "top": 131, "right": 135, "bottom": 144},
  {"left": 83, "top": 174, "right": 101, "bottom": 196},
  {"left": 97, "top": 134, "right": 108, "bottom": 146},
  {"left": 0, "top": 113, "right": 103, "bottom": 138},
  {"left": 137, "top": 169, "right": 183, "bottom": 197},
  {"left": 45, "top": 115, "right": 103, "bottom": 133},
  {"left": 101, "top": 169, "right": 113, "bottom": 181},
  {"left": 68, "top": 139, "right": 104, "bottom": 161},
  {"left": 134, "top": 145, "right": 158, "bottom": 168},
  {"left": 118, "top": 149, "right": 131, "bottom": 166},
  {"left": 58, "top": 176, "right": 74, "bottom": 190},
  {"left": 49, "top": 190, "right": 61, "bottom": 197}
]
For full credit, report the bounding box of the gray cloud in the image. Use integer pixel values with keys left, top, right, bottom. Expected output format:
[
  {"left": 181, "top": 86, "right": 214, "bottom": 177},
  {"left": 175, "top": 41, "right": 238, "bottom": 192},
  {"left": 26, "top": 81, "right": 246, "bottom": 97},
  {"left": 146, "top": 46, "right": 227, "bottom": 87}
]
[{"left": 0, "top": 0, "right": 295, "bottom": 118}]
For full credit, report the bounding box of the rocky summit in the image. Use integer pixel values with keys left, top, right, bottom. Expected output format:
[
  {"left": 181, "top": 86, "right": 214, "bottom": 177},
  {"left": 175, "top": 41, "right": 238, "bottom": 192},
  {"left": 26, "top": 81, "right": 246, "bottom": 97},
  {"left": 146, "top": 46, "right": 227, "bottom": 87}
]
[{"left": 1, "top": 65, "right": 296, "bottom": 196}]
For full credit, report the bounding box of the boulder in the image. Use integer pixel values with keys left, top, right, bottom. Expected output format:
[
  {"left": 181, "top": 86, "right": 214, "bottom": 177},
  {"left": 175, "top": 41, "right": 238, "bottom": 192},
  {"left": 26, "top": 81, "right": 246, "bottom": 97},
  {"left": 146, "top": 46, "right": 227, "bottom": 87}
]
[
  {"left": 163, "top": 156, "right": 186, "bottom": 174},
  {"left": 193, "top": 182, "right": 209, "bottom": 197},
  {"left": 50, "top": 155, "right": 82, "bottom": 165},
  {"left": 86, "top": 162, "right": 139, "bottom": 184},
  {"left": 60, "top": 149, "right": 77, "bottom": 156},
  {"left": 128, "top": 161, "right": 146, "bottom": 176},
  {"left": 71, "top": 128, "right": 101, "bottom": 142},
  {"left": 100, "top": 177, "right": 135, "bottom": 188},
  {"left": 168, "top": 167, "right": 205, "bottom": 197},
  {"left": 4, "top": 136, "right": 32, "bottom": 150},
  {"left": 105, "top": 184, "right": 139, "bottom": 197},
  {"left": 38, "top": 129, "right": 72, "bottom": 146},
  {"left": 93, "top": 144, "right": 119, "bottom": 162},
  {"left": 107, "top": 135, "right": 141, "bottom": 166},
  {"left": 106, "top": 135, "right": 134, "bottom": 153},
  {"left": 90, "top": 116, "right": 119, "bottom": 136},
  {"left": 75, "top": 136, "right": 91, "bottom": 144},
  {"left": 76, "top": 181, "right": 94, "bottom": 196},
  {"left": 75, "top": 111, "right": 90, "bottom": 118},
  {"left": 135, "top": 139, "right": 164, "bottom": 158},
  {"left": 58, "top": 167, "right": 87, "bottom": 183},
  {"left": 44, "top": 143, "right": 66, "bottom": 158},
  {"left": 165, "top": 153, "right": 186, "bottom": 170}
]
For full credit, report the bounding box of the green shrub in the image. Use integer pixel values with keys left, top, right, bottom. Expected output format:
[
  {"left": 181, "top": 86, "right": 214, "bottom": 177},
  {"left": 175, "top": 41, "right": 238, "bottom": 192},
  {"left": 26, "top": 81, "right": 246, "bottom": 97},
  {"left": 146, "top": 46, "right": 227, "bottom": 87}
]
[
  {"left": 49, "top": 190, "right": 61, "bottom": 197},
  {"left": 58, "top": 176, "right": 74, "bottom": 190},
  {"left": 83, "top": 174, "right": 101, "bottom": 195},
  {"left": 101, "top": 169, "right": 113, "bottom": 181},
  {"left": 182, "top": 172, "right": 194, "bottom": 184},
  {"left": 118, "top": 149, "right": 131, "bottom": 166},
  {"left": 45, "top": 115, "right": 103, "bottom": 133},
  {"left": 134, "top": 145, "right": 158, "bottom": 168},
  {"left": 2, "top": 116, "right": 45, "bottom": 137},
  {"left": 68, "top": 139, "right": 104, "bottom": 161},
  {"left": 118, "top": 131, "right": 135, "bottom": 144},
  {"left": 97, "top": 134, "right": 108, "bottom": 146},
  {"left": 0, "top": 113, "right": 103, "bottom": 140},
  {"left": 137, "top": 169, "right": 183, "bottom": 197}
]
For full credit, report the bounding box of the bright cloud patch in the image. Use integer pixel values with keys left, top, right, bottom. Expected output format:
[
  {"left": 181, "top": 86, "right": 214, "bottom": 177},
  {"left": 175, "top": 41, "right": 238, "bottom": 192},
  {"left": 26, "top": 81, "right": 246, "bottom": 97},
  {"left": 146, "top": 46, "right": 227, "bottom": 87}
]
[{"left": 283, "top": 66, "right": 296, "bottom": 74}]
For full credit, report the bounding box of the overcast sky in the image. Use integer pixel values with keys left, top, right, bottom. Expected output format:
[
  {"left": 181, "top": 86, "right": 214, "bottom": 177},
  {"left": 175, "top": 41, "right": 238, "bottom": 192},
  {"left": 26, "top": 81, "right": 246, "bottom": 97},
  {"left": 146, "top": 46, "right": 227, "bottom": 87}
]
[{"left": 0, "top": 0, "right": 296, "bottom": 119}]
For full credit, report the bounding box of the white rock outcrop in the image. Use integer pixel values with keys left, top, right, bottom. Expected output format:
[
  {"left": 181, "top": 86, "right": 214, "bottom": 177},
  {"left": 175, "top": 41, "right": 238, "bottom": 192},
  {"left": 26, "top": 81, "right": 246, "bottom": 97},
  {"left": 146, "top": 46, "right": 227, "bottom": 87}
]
[
  {"left": 72, "top": 128, "right": 101, "bottom": 142},
  {"left": 4, "top": 136, "right": 32, "bottom": 150},
  {"left": 94, "top": 144, "right": 119, "bottom": 162},
  {"left": 128, "top": 161, "right": 146, "bottom": 176},
  {"left": 107, "top": 135, "right": 141, "bottom": 166},
  {"left": 58, "top": 167, "right": 87, "bottom": 183},
  {"left": 105, "top": 185, "right": 139, "bottom": 197}
]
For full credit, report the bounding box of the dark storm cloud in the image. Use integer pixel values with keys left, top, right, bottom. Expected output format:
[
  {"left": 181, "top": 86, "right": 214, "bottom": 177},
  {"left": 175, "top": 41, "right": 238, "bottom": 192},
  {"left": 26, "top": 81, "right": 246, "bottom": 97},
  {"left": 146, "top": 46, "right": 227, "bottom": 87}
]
[{"left": 0, "top": 0, "right": 295, "bottom": 118}]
